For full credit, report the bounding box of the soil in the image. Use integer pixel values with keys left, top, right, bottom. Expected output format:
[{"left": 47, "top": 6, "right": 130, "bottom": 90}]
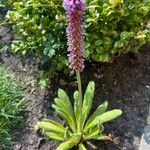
[{"left": 1, "top": 8, "right": 150, "bottom": 150}]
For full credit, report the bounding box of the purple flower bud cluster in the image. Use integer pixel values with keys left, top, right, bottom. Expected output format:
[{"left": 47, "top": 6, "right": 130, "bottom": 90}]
[{"left": 64, "top": 0, "right": 85, "bottom": 72}]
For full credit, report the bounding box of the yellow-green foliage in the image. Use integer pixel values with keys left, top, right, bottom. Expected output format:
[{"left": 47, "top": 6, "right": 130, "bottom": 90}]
[{"left": 4, "top": 0, "right": 150, "bottom": 73}]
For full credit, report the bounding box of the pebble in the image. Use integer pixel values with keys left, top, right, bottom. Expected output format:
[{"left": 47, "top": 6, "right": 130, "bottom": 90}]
[{"left": 113, "top": 137, "right": 120, "bottom": 145}]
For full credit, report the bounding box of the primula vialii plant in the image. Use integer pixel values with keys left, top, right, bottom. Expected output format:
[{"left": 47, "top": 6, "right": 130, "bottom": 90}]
[{"left": 37, "top": 0, "right": 122, "bottom": 149}]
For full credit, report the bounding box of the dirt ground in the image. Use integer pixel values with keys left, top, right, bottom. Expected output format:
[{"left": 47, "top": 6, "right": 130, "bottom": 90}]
[{"left": 1, "top": 8, "right": 150, "bottom": 150}]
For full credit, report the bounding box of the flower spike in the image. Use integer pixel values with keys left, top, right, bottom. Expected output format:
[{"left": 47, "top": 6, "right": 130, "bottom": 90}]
[{"left": 64, "top": 0, "right": 85, "bottom": 72}]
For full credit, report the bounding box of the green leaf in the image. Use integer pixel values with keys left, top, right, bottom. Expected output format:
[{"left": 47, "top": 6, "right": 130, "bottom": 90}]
[
  {"left": 58, "top": 89, "right": 70, "bottom": 103},
  {"left": 99, "top": 53, "right": 110, "bottom": 62},
  {"left": 52, "top": 102, "right": 76, "bottom": 132},
  {"left": 45, "top": 132, "right": 64, "bottom": 141},
  {"left": 37, "top": 119, "right": 66, "bottom": 134},
  {"left": 84, "top": 109, "right": 122, "bottom": 131},
  {"left": 52, "top": 104, "right": 69, "bottom": 122},
  {"left": 82, "top": 81, "right": 95, "bottom": 127},
  {"left": 54, "top": 98, "right": 68, "bottom": 110},
  {"left": 114, "top": 41, "right": 124, "bottom": 49},
  {"left": 56, "top": 141, "right": 76, "bottom": 150},
  {"left": 87, "top": 5, "right": 100, "bottom": 9},
  {"left": 85, "top": 101, "right": 108, "bottom": 129},
  {"left": 85, "top": 109, "right": 122, "bottom": 130},
  {"left": 57, "top": 89, "right": 75, "bottom": 119},
  {"left": 95, "top": 40, "right": 102, "bottom": 46},
  {"left": 79, "top": 143, "right": 87, "bottom": 150},
  {"left": 54, "top": 89, "right": 76, "bottom": 132},
  {"left": 109, "top": 0, "right": 123, "bottom": 6},
  {"left": 86, "top": 18, "right": 97, "bottom": 23},
  {"left": 120, "top": 31, "right": 130, "bottom": 40},
  {"left": 96, "top": 109, "right": 122, "bottom": 123}
]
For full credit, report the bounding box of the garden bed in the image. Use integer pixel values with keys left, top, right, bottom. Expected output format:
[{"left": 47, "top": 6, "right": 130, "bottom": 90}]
[
  {"left": 1, "top": 43, "right": 150, "bottom": 150},
  {"left": 1, "top": 8, "right": 150, "bottom": 150}
]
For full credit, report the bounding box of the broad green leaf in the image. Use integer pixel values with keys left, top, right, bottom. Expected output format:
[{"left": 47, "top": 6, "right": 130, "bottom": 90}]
[
  {"left": 57, "top": 89, "right": 76, "bottom": 131},
  {"left": 54, "top": 98, "right": 72, "bottom": 114},
  {"left": 57, "top": 89, "right": 74, "bottom": 117},
  {"left": 85, "top": 109, "right": 122, "bottom": 130},
  {"left": 52, "top": 104, "right": 70, "bottom": 124},
  {"left": 58, "top": 89, "right": 70, "bottom": 104},
  {"left": 85, "top": 101, "right": 108, "bottom": 128},
  {"left": 37, "top": 119, "right": 66, "bottom": 134},
  {"left": 96, "top": 109, "right": 122, "bottom": 123},
  {"left": 82, "top": 81, "right": 95, "bottom": 127},
  {"left": 56, "top": 141, "right": 76, "bottom": 150},
  {"left": 52, "top": 104, "right": 76, "bottom": 132},
  {"left": 45, "top": 132, "right": 64, "bottom": 141},
  {"left": 79, "top": 143, "right": 87, "bottom": 150}
]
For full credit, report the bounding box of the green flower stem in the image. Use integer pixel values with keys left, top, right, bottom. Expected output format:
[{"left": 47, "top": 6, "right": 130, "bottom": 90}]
[{"left": 76, "top": 70, "right": 83, "bottom": 132}]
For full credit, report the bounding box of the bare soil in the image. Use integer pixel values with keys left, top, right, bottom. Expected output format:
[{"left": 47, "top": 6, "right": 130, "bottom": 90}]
[{"left": 1, "top": 8, "right": 150, "bottom": 150}]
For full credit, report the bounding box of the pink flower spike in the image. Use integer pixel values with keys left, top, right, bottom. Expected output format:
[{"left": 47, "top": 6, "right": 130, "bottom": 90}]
[{"left": 64, "top": 0, "right": 85, "bottom": 72}]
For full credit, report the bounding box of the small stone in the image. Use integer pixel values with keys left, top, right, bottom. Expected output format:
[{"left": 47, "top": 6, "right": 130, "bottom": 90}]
[
  {"left": 143, "top": 125, "right": 150, "bottom": 144},
  {"left": 123, "top": 139, "right": 134, "bottom": 150},
  {"left": 114, "top": 81, "right": 117, "bottom": 85},
  {"left": 113, "top": 137, "right": 120, "bottom": 145},
  {"left": 14, "top": 144, "right": 22, "bottom": 150},
  {"left": 0, "top": 26, "right": 9, "bottom": 37},
  {"left": 28, "top": 136, "right": 34, "bottom": 144},
  {"left": 108, "top": 133, "right": 115, "bottom": 139},
  {"left": 146, "top": 85, "right": 150, "bottom": 89},
  {"left": 34, "top": 124, "right": 39, "bottom": 132},
  {"left": 139, "top": 136, "right": 150, "bottom": 150},
  {"left": 87, "top": 141, "right": 98, "bottom": 149},
  {"left": 121, "top": 147, "right": 127, "bottom": 150}
]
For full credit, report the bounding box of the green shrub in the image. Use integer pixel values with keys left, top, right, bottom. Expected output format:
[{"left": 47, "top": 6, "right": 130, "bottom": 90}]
[
  {"left": 85, "top": 0, "right": 150, "bottom": 62},
  {"left": 5, "top": 0, "right": 68, "bottom": 77},
  {"left": 5, "top": 0, "right": 150, "bottom": 74},
  {"left": 0, "top": 65, "right": 24, "bottom": 148}
]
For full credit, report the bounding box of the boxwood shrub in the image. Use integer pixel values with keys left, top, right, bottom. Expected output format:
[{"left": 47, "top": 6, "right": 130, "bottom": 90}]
[{"left": 4, "top": 0, "right": 150, "bottom": 74}]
